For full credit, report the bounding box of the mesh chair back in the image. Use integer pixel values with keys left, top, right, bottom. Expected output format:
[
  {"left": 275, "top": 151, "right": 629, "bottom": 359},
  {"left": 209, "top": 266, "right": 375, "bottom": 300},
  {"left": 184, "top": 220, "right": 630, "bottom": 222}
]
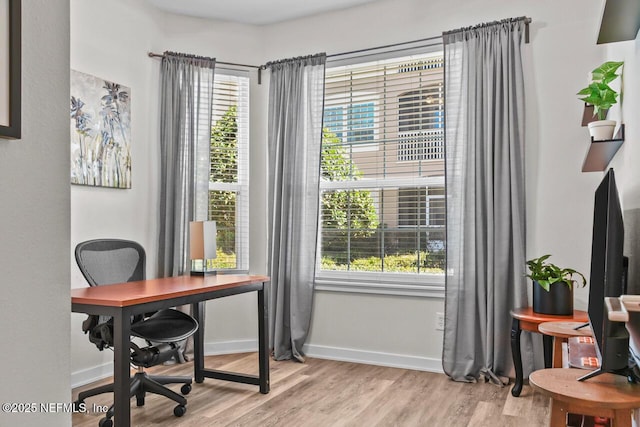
[{"left": 75, "top": 239, "right": 145, "bottom": 286}]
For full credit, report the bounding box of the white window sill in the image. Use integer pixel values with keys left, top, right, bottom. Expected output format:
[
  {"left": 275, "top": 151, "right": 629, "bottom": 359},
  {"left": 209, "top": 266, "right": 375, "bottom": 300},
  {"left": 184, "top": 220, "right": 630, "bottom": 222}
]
[{"left": 314, "top": 274, "right": 445, "bottom": 298}]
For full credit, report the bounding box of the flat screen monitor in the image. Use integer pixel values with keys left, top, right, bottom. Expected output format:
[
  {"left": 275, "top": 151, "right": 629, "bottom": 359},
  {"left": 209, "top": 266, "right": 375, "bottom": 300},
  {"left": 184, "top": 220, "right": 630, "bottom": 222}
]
[{"left": 579, "top": 168, "right": 629, "bottom": 381}]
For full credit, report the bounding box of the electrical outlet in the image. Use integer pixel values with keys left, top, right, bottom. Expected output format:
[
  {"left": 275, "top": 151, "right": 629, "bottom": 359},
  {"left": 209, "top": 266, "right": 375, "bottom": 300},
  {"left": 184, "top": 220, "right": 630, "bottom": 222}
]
[{"left": 435, "top": 312, "right": 445, "bottom": 330}]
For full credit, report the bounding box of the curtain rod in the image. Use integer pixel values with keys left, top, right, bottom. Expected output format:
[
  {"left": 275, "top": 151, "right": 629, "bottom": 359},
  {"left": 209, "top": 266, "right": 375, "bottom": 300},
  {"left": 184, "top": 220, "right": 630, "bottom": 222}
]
[
  {"left": 262, "top": 35, "right": 444, "bottom": 69},
  {"left": 148, "top": 52, "right": 266, "bottom": 83},
  {"left": 326, "top": 34, "right": 443, "bottom": 59},
  {"left": 323, "top": 16, "right": 531, "bottom": 60},
  {"left": 329, "top": 41, "right": 443, "bottom": 63},
  {"left": 147, "top": 52, "right": 263, "bottom": 69},
  {"left": 443, "top": 17, "right": 532, "bottom": 43}
]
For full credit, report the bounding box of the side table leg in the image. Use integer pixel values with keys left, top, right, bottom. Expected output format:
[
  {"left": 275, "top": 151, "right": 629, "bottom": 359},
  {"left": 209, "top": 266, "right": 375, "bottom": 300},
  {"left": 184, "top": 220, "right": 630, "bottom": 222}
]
[
  {"left": 613, "top": 409, "right": 633, "bottom": 427},
  {"left": 511, "top": 317, "right": 524, "bottom": 397},
  {"left": 549, "top": 400, "right": 567, "bottom": 427},
  {"left": 552, "top": 338, "right": 564, "bottom": 368},
  {"left": 543, "top": 334, "right": 553, "bottom": 368}
]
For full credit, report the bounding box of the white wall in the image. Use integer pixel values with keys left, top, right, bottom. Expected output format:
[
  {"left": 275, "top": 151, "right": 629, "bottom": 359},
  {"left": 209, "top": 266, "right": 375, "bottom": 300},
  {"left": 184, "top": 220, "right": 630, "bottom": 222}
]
[
  {"left": 70, "top": 0, "right": 626, "bottom": 382},
  {"left": 69, "top": 0, "right": 269, "bottom": 385},
  {"left": 260, "top": 0, "right": 608, "bottom": 368},
  {"left": 523, "top": 0, "right": 609, "bottom": 311},
  {"left": 70, "top": 0, "right": 164, "bottom": 377},
  {"left": 607, "top": 34, "right": 640, "bottom": 209},
  {"left": 0, "top": 1, "right": 71, "bottom": 426}
]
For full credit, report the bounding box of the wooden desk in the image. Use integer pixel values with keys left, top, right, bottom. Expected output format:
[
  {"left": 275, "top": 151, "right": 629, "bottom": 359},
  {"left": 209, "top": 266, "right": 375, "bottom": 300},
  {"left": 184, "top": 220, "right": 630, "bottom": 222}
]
[
  {"left": 71, "top": 274, "right": 270, "bottom": 427},
  {"left": 510, "top": 308, "right": 588, "bottom": 397},
  {"left": 530, "top": 368, "right": 640, "bottom": 427}
]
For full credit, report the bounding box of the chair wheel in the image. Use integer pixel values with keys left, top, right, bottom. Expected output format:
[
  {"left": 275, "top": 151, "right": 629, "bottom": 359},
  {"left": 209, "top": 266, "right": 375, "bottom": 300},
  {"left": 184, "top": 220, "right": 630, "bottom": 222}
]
[
  {"left": 174, "top": 405, "right": 187, "bottom": 417},
  {"left": 98, "top": 417, "right": 113, "bottom": 427},
  {"left": 136, "top": 396, "right": 145, "bottom": 406},
  {"left": 181, "top": 383, "right": 192, "bottom": 395}
]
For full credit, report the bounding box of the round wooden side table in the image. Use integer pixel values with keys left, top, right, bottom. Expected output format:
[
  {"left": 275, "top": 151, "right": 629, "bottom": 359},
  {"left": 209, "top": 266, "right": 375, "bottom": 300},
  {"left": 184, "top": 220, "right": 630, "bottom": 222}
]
[
  {"left": 510, "top": 307, "right": 588, "bottom": 397},
  {"left": 538, "top": 321, "right": 592, "bottom": 368},
  {"left": 530, "top": 368, "right": 640, "bottom": 427}
]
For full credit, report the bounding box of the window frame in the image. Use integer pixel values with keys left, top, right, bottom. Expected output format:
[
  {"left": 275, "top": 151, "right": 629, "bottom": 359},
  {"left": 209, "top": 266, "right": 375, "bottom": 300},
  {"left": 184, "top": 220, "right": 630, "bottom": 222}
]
[
  {"left": 316, "top": 177, "right": 445, "bottom": 296},
  {"left": 315, "top": 52, "right": 446, "bottom": 296}
]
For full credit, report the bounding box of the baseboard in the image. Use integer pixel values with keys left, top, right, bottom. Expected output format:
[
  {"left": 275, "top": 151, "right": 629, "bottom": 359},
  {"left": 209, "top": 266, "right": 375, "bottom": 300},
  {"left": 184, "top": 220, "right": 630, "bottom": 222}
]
[
  {"left": 72, "top": 340, "right": 442, "bottom": 388},
  {"left": 203, "top": 339, "right": 258, "bottom": 355},
  {"left": 302, "top": 343, "right": 444, "bottom": 373},
  {"left": 71, "top": 362, "right": 114, "bottom": 389},
  {"left": 71, "top": 340, "right": 259, "bottom": 389}
]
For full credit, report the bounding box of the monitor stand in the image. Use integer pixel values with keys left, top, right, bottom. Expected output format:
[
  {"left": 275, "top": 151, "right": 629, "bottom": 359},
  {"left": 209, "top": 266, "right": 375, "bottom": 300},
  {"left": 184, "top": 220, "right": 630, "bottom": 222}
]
[
  {"left": 577, "top": 367, "right": 605, "bottom": 381},
  {"left": 578, "top": 366, "right": 637, "bottom": 382},
  {"left": 573, "top": 322, "right": 590, "bottom": 331}
]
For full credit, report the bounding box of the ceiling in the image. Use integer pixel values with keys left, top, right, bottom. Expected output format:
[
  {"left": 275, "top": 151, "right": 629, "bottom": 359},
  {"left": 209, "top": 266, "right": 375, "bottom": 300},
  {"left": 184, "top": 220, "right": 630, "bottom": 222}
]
[{"left": 145, "top": 0, "right": 383, "bottom": 25}]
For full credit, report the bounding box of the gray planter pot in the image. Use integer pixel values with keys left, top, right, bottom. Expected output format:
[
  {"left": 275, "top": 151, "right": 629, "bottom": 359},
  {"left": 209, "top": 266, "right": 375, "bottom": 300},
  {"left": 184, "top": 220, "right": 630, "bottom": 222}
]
[{"left": 532, "top": 280, "right": 573, "bottom": 315}]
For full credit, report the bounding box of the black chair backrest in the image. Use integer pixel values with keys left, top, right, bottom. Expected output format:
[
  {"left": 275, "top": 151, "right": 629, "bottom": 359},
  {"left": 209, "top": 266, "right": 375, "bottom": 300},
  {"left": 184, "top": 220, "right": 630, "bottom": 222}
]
[{"left": 75, "top": 239, "right": 145, "bottom": 286}]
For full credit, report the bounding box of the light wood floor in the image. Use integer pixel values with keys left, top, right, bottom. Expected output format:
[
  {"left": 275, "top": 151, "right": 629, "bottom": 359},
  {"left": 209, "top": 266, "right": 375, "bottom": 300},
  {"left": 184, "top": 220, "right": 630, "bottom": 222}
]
[{"left": 72, "top": 353, "right": 550, "bottom": 426}]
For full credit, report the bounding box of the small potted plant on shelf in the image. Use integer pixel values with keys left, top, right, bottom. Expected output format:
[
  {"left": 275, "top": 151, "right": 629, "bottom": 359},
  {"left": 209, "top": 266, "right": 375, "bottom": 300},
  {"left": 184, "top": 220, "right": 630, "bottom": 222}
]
[
  {"left": 577, "top": 60, "right": 623, "bottom": 141},
  {"left": 525, "top": 254, "right": 586, "bottom": 315}
]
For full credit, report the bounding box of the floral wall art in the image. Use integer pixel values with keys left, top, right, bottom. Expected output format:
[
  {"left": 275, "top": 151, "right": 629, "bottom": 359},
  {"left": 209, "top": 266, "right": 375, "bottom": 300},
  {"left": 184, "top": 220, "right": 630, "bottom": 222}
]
[{"left": 70, "top": 70, "right": 131, "bottom": 188}]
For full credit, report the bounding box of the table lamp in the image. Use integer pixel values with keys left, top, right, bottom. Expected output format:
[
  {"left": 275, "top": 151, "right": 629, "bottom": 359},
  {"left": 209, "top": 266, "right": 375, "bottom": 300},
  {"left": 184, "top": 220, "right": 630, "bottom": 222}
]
[{"left": 189, "top": 220, "right": 217, "bottom": 276}]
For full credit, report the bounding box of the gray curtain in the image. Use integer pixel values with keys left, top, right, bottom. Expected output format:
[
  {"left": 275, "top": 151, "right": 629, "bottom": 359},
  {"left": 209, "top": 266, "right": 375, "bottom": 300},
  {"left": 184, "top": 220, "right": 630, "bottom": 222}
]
[
  {"left": 157, "top": 52, "right": 215, "bottom": 362},
  {"left": 158, "top": 52, "right": 215, "bottom": 278},
  {"left": 442, "top": 19, "right": 529, "bottom": 382},
  {"left": 267, "top": 53, "right": 326, "bottom": 362}
]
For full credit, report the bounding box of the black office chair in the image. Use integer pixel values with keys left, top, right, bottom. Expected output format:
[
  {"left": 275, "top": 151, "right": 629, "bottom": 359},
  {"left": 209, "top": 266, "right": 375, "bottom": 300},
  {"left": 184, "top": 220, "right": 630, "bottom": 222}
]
[{"left": 74, "top": 239, "right": 199, "bottom": 427}]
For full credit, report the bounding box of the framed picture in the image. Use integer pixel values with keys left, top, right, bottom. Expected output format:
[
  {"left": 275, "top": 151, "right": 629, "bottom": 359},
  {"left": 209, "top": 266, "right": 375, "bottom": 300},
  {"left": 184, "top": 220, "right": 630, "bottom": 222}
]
[
  {"left": 0, "top": 0, "right": 21, "bottom": 139},
  {"left": 70, "top": 70, "right": 132, "bottom": 188}
]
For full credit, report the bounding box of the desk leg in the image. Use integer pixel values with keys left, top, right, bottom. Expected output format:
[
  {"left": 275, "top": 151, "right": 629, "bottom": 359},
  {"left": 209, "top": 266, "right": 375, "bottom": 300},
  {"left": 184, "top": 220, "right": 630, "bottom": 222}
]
[
  {"left": 113, "top": 309, "right": 131, "bottom": 427},
  {"left": 258, "top": 285, "right": 270, "bottom": 394},
  {"left": 193, "top": 301, "right": 205, "bottom": 384},
  {"left": 511, "top": 317, "right": 523, "bottom": 397}
]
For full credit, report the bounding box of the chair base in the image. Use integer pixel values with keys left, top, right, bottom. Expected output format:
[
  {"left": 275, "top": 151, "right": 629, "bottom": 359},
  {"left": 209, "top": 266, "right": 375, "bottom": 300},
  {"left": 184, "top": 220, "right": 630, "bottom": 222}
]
[{"left": 75, "top": 371, "right": 192, "bottom": 426}]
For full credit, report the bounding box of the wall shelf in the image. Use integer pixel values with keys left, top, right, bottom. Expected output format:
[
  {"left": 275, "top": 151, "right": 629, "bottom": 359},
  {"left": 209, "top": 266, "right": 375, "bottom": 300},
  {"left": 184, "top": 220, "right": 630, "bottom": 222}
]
[
  {"left": 582, "top": 124, "right": 625, "bottom": 172},
  {"left": 597, "top": 0, "right": 640, "bottom": 44}
]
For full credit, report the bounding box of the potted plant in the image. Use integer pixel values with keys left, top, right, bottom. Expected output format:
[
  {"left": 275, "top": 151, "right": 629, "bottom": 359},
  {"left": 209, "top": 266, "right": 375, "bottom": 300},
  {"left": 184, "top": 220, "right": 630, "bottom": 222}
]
[
  {"left": 577, "top": 61, "right": 623, "bottom": 141},
  {"left": 525, "top": 254, "right": 586, "bottom": 315}
]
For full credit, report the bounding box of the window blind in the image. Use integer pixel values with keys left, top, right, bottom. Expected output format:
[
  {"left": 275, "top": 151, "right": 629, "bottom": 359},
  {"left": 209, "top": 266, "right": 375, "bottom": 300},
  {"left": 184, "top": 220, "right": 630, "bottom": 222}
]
[
  {"left": 319, "top": 53, "right": 445, "bottom": 277},
  {"left": 209, "top": 71, "right": 250, "bottom": 271}
]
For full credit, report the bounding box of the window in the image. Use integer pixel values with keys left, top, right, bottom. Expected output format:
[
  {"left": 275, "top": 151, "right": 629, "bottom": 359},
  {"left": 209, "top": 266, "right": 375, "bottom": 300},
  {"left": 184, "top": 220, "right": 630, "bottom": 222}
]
[
  {"left": 398, "top": 84, "right": 444, "bottom": 161},
  {"left": 317, "top": 52, "right": 445, "bottom": 291},
  {"left": 208, "top": 71, "right": 250, "bottom": 271},
  {"left": 324, "top": 101, "right": 377, "bottom": 151}
]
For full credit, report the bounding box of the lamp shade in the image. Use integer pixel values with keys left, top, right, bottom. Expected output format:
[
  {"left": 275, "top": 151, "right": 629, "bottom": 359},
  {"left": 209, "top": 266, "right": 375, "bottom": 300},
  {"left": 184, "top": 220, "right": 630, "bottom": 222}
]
[{"left": 189, "top": 221, "right": 217, "bottom": 261}]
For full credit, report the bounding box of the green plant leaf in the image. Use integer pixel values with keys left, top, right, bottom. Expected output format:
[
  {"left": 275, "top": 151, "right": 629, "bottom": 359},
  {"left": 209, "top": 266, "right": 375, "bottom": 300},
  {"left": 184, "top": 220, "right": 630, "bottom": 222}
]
[
  {"left": 577, "top": 87, "right": 592, "bottom": 96},
  {"left": 537, "top": 280, "right": 550, "bottom": 292},
  {"left": 525, "top": 254, "right": 586, "bottom": 291},
  {"left": 577, "top": 61, "right": 623, "bottom": 114},
  {"left": 593, "top": 105, "right": 607, "bottom": 120},
  {"left": 592, "top": 61, "right": 624, "bottom": 82}
]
